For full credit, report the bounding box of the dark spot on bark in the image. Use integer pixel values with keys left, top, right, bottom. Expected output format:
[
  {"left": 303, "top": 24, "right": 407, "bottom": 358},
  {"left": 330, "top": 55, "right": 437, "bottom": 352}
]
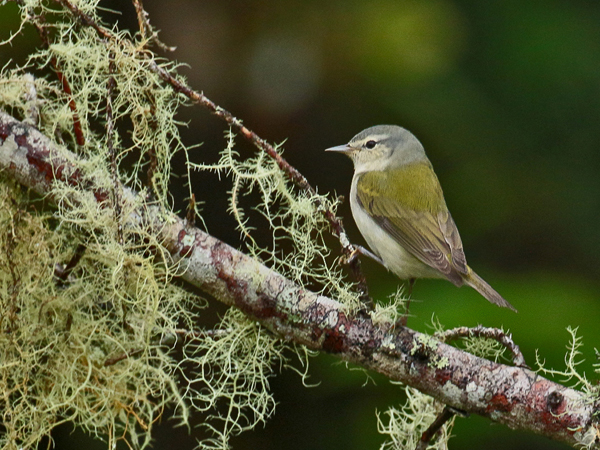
[
  {"left": 434, "top": 368, "right": 453, "bottom": 385},
  {"left": 547, "top": 391, "right": 563, "bottom": 413},
  {"left": 26, "top": 148, "right": 59, "bottom": 185},
  {"left": 211, "top": 241, "right": 246, "bottom": 296},
  {"left": 411, "top": 342, "right": 431, "bottom": 363},
  {"left": 395, "top": 331, "right": 416, "bottom": 355},
  {"left": 487, "top": 393, "right": 512, "bottom": 413},
  {"left": 93, "top": 190, "right": 110, "bottom": 203},
  {"left": 311, "top": 326, "right": 323, "bottom": 341},
  {"left": 322, "top": 329, "right": 347, "bottom": 353},
  {"left": 252, "top": 294, "right": 280, "bottom": 320}
]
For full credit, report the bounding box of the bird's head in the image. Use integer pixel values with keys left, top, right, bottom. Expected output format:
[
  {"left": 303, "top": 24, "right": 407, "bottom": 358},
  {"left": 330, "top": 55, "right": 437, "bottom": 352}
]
[{"left": 326, "top": 125, "right": 427, "bottom": 174}]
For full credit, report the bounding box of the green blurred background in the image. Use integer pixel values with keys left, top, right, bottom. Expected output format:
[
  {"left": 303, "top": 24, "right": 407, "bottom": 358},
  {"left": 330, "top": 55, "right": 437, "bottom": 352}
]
[{"left": 2, "top": 0, "right": 600, "bottom": 449}]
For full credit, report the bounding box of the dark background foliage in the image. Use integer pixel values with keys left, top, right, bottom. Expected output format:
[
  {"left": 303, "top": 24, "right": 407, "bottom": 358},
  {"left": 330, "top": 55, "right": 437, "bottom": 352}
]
[{"left": 1, "top": 1, "right": 599, "bottom": 449}]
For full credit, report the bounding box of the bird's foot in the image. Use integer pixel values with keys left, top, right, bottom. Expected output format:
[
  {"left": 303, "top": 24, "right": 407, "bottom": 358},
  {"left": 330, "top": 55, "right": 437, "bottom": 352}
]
[{"left": 344, "top": 245, "right": 385, "bottom": 266}]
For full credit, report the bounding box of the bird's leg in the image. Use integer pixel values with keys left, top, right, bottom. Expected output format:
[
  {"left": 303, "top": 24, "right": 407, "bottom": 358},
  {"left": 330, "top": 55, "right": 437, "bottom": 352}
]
[
  {"left": 347, "top": 244, "right": 385, "bottom": 266},
  {"left": 397, "top": 278, "right": 415, "bottom": 327}
]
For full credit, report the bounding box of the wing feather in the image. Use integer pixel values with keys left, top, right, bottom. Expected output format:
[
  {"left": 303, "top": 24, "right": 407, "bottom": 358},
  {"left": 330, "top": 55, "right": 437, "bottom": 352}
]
[{"left": 356, "top": 165, "right": 468, "bottom": 285}]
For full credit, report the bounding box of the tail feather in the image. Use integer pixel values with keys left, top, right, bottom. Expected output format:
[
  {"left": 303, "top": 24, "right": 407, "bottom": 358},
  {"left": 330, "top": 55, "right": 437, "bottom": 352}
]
[{"left": 464, "top": 269, "right": 517, "bottom": 312}]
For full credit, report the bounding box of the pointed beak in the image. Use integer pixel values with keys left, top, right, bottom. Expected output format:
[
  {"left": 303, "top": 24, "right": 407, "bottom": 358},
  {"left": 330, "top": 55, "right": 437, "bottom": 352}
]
[{"left": 325, "top": 144, "right": 352, "bottom": 153}]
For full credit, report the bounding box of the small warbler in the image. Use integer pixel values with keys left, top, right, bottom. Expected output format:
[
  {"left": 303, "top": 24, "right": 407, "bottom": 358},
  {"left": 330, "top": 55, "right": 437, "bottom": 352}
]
[{"left": 327, "top": 125, "right": 516, "bottom": 312}]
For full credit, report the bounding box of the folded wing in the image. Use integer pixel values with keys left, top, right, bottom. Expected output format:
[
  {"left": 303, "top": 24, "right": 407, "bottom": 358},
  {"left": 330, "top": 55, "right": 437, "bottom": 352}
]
[{"left": 356, "top": 164, "right": 468, "bottom": 286}]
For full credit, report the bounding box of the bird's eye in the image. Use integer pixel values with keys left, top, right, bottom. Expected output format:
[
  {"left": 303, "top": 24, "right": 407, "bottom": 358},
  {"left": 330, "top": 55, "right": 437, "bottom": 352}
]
[{"left": 365, "top": 140, "right": 377, "bottom": 149}]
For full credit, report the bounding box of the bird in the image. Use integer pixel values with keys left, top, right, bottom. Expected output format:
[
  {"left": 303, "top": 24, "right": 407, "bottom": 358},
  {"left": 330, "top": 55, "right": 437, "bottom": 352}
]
[{"left": 326, "top": 125, "right": 516, "bottom": 313}]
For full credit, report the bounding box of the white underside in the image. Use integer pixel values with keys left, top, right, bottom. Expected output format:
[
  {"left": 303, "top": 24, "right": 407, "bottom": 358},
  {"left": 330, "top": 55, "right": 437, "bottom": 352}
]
[{"left": 350, "top": 175, "right": 443, "bottom": 280}]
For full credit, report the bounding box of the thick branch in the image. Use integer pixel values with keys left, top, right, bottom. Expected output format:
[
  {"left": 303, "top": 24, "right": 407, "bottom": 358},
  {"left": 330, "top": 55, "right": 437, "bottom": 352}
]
[{"left": 0, "top": 110, "right": 598, "bottom": 449}]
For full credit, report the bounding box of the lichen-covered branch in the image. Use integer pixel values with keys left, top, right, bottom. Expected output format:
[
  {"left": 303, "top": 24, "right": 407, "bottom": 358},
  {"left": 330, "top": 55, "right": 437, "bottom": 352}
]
[
  {"left": 1, "top": 110, "right": 598, "bottom": 449},
  {"left": 53, "top": 0, "right": 372, "bottom": 306}
]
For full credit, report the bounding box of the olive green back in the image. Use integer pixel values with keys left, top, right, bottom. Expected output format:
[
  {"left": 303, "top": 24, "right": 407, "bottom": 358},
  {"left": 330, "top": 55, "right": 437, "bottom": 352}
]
[{"left": 355, "top": 162, "right": 468, "bottom": 284}]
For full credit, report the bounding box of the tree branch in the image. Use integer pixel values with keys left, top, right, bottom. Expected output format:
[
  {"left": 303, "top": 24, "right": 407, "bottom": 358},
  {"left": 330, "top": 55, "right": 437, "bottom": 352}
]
[
  {"left": 1, "top": 110, "right": 598, "bottom": 449},
  {"left": 436, "top": 325, "right": 527, "bottom": 368},
  {"left": 53, "top": 0, "right": 372, "bottom": 308}
]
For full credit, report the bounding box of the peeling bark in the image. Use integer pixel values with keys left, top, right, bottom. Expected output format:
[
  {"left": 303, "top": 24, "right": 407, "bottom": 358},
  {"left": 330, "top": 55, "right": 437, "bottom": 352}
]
[{"left": 0, "top": 110, "right": 598, "bottom": 449}]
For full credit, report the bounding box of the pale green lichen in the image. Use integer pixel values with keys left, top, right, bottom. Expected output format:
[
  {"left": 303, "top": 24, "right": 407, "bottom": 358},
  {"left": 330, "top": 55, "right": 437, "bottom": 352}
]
[
  {"left": 430, "top": 317, "right": 508, "bottom": 364},
  {"left": 178, "top": 309, "right": 284, "bottom": 449},
  {"left": 377, "top": 386, "right": 455, "bottom": 450},
  {"left": 462, "top": 335, "right": 507, "bottom": 363},
  {"left": 410, "top": 334, "right": 439, "bottom": 355},
  {"left": 191, "top": 130, "right": 363, "bottom": 313},
  {"left": 535, "top": 328, "right": 600, "bottom": 449},
  {"left": 410, "top": 334, "right": 449, "bottom": 370},
  {"left": 370, "top": 286, "right": 408, "bottom": 326},
  {"left": 536, "top": 327, "right": 598, "bottom": 400},
  {"left": 0, "top": 2, "right": 295, "bottom": 449},
  {"left": 0, "top": 175, "right": 195, "bottom": 450}
]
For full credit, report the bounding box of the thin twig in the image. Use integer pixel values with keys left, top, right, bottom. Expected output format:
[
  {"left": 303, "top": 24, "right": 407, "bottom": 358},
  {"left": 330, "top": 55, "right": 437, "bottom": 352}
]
[
  {"left": 54, "top": 243, "right": 86, "bottom": 283},
  {"left": 3, "top": 211, "right": 21, "bottom": 332},
  {"left": 415, "top": 406, "right": 460, "bottom": 450},
  {"left": 186, "top": 194, "right": 197, "bottom": 226},
  {"left": 131, "top": 0, "right": 176, "bottom": 52},
  {"left": 106, "top": 53, "right": 123, "bottom": 245},
  {"left": 55, "top": 63, "right": 86, "bottom": 146},
  {"left": 53, "top": 0, "right": 372, "bottom": 304},
  {"left": 54, "top": 0, "right": 114, "bottom": 40},
  {"left": 22, "top": 73, "right": 39, "bottom": 127},
  {"left": 436, "top": 325, "right": 528, "bottom": 368},
  {"left": 33, "top": 16, "right": 85, "bottom": 146},
  {"left": 146, "top": 59, "right": 372, "bottom": 302},
  {"left": 132, "top": 0, "right": 147, "bottom": 40},
  {"left": 144, "top": 97, "right": 159, "bottom": 194},
  {"left": 104, "top": 348, "right": 144, "bottom": 367},
  {"left": 173, "top": 328, "right": 233, "bottom": 340}
]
